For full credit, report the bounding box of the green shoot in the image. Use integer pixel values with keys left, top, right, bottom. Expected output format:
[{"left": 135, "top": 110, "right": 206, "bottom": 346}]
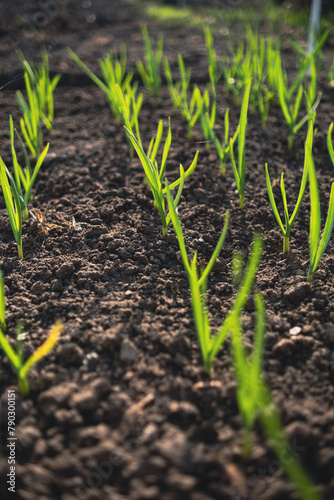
[
  {"left": 229, "top": 79, "right": 251, "bottom": 208},
  {"left": 136, "top": 25, "right": 163, "bottom": 99},
  {"left": 260, "top": 400, "right": 323, "bottom": 500},
  {"left": 203, "top": 25, "right": 223, "bottom": 97},
  {"left": 116, "top": 84, "right": 143, "bottom": 155},
  {"left": 67, "top": 46, "right": 136, "bottom": 125},
  {"left": 265, "top": 118, "right": 313, "bottom": 252},
  {"left": 164, "top": 54, "right": 191, "bottom": 110},
  {"left": 229, "top": 293, "right": 267, "bottom": 455},
  {"left": 7, "top": 116, "right": 49, "bottom": 220},
  {"left": 275, "top": 52, "right": 320, "bottom": 150},
  {"left": 0, "top": 271, "right": 6, "bottom": 332},
  {"left": 17, "top": 47, "right": 60, "bottom": 130},
  {"left": 199, "top": 87, "right": 216, "bottom": 150},
  {"left": 274, "top": 31, "right": 327, "bottom": 149},
  {"left": 0, "top": 270, "right": 62, "bottom": 396},
  {"left": 201, "top": 108, "right": 239, "bottom": 175},
  {"left": 124, "top": 118, "right": 198, "bottom": 236},
  {"left": 164, "top": 54, "right": 203, "bottom": 140},
  {"left": 0, "top": 153, "right": 23, "bottom": 259},
  {"left": 307, "top": 137, "right": 334, "bottom": 282},
  {"left": 229, "top": 302, "right": 322, "bottom": 500},
  {"left": 166, "top": 183, "right": 263, "bottom": 374},
  {"left": 327, "top": 123, "right": 334, "bottom": 167},
  {"left": 222, "top": 27, "right": 275, "bottom": 127},
  {"left": 16, "top": 73, "right": 42, "bottom": 158}
]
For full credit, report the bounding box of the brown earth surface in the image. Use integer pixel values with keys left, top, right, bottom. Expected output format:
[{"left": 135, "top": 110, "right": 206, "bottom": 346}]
[{"left": 0, "top": 1, "right": 334, "bottom": 500}]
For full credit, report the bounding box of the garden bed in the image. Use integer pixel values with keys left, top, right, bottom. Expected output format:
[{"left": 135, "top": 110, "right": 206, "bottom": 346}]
[{"left": 0, "top": 1, "right": 334, "bottom": 499}]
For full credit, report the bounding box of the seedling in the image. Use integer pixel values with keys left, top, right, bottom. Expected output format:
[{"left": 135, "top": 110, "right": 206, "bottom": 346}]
[
  {"left": 274, "top": 31, "right": 327, "bottom": 149},
  {"left": 164, "top": 54, "right": 203, "bottom": 140},
  {"left": 199, "top": 87, "right": 216, "bottom": 149},
  {"left": 265, "top": 118, "right": 313, "bottom": 252},
  {"left": 18, "top": 47, "right": 60, "bottom": 130},
  {"left": 229, "top": 303, "right": 322, "bottom": 500},
  {"left": 222, "top": 27, "right": 275, "bottom": 126},
  {"left": 164, "top": 54, "right": 191, "bottom": 109},
  {"left": 230, "top": 292, "right": 267, "bottom": 455},
  {"left": 0, "top": 270, "right": 62, "bottom": 396},
  {"left": 16, "top": 74, "right": 42, "bottom": 158},
  {"left": 166, "top": 183, "right": 263, "bottom": 373},
  {"left": 136, "top": 25, "right": 163, "bottom": 99},
  {"left": 7, "top": 116, "right": 49, "bottom": 220},
  {"left": 67, "top": 46, "right": 135, "bottom": 125},
  {"left": 275, "top": 53, "right": 320, "bottom": 150},
  {"left": 0, "top": 153, "right": 23, "bottom": 259},
  {"left": 124, "top": 116, "right": 198, "bottom": 236},
  {"left": 307, "top": 130, "right": 334, "bottom": 282},
  {"left": 201, "top": 108, "right": 239, "bottom": 175},
  {"left": 229, "top": 78, "right": 251, "bottom": 208},
  {"left": 327, "top": 122, "right": 334, "bottom": 167},
  {"left": 203, "top": 25, "right": 223, "bottom": 96}
]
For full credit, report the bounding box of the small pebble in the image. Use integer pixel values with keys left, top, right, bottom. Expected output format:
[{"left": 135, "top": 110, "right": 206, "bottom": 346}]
[
  {"left": 120, "top": 338, "right": 138, "bottom": 362},
  {"left": 289, "top": 326, "right": 302, "bottom": 337},
  {"left": 83, "top": 352, "right": 99, "bottom": 371}
]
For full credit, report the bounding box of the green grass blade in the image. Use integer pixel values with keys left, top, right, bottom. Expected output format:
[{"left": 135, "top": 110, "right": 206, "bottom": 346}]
[
  {"left": 124, "top": 127, "right": 159, "bottom": 188},
  {"left": 24, "top": 143, "right": 49, "bottom": 205},
  {"left": 209, "top": 235, "right": 262, "bottom": 364},
  {"left": 308, "top": 153, "right": 321, "bottom": 272},
  {"left": 0, "top": 270, "right": 6, "bottom": 330},
  {"left": 230, "top": 137, "right": 241, "bottom": 190},
  {"left": 289, "top": 120, "right": 312, "bottom": 225},
  {"left": 310, "top": 182, "right": 334, "bottom": 279},
  {"left": 327, "top": 123, "right": 334, "bottom": 166},
  {"left": 198, "top": 211, "right": 230, "bottom": 287},
  {"left": 67, "top": 48, "right": 112, "bottom": 99},
  {"left": 238, "top": 78, "right": 251, "bottom": 189},
  {"left": 162, "top": 151, "right": 199, "bottom": 193},
  {"left": 265, "top": 164, "right": 286, "bottom": 236},
  {"left": 165, "top": 180, "right": 191, "bottom": 275},
  {"left": 280, "top": 173, "right": 290, "bottom": 233}
]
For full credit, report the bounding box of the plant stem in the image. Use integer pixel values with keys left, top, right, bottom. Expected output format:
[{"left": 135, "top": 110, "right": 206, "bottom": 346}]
[
  {"left": 22, "top": 207, "right": 29, "bottom": 221},
  {"left": 17, "top": 242, "right": 23, "bottom": 260},
  {"left": 283, "top": 235, "right": 289, "bottom": 252}
]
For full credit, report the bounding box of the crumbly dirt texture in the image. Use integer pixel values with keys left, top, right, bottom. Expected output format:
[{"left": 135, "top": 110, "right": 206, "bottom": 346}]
[{"left": 0, "top": 1, "right": 334, "bottom": 500}]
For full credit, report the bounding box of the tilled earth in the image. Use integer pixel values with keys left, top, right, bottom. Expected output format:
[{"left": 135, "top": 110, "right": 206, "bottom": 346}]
[{"left": 0, "top": 1, "right": 334, "bottom": 500}]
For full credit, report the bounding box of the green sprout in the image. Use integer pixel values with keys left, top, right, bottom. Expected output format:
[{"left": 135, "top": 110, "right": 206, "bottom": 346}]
[
  {"left": 0, "top": 151, "right": 23, "bottom": 259},
  {"left": 307, "top": 130, "right": 334, "bottom": 282},
  {"left": 136, "top": 24, "right": 163, "bottom": 99},
  {"left": 222, "top": 27, "right": 275, "bottom": 126},
  {"left": 166, "top": 183, "right": 263, "bottom": 374},
  {"left": 0, "top": 270, "right": 62, "bottom": 396},
  {"left": 229, "top": 292, "right": 267, "bottom": 456},
  {"left": 265, "top": 118, "right": 313, "bottom": 252},
  {"left": 16, "top": 73, "right": 42, "bottom": 159},
  {"left": 7, "top": 116, "right": 49, "bottom": 220},
  {"left": 67, "top": 46, "right": 135, "bottom": 125},
  {"left": 199, "top": 87, "right": 216, "bottom": 150},
  {"left": 229, "top": 78, "right": 251, "bottom": 208},
  {"left": 229, "top": 302, "right": 323, "bottom": 500},
  {"left": 201, "top": 107, "right": 239, "bottom": 175},
  {"left": 124, "top": 115, "right": 198, "bottom": 236},
  {"left": 18, "top": 47, "right": 60, "bottom": 131},
  {"left": 164, "top": 54, "right": 203, "bottom": 140},
  {"left": 164, "top": 53, "right": 191, "bottom": 109},
  {"left": 274, "top": 31, "right": 327, "bottom": 149},
  {"left": 327, "top": 122, "right": 334, "bottom": 167},
  {"left": 203, "top": 25, "right": 223, "bottom": 97}
]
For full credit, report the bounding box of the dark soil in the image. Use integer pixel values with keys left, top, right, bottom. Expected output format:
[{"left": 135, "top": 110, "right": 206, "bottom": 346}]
[{"left": 0, "top": 1, "right": 334, "bottom": 500}]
